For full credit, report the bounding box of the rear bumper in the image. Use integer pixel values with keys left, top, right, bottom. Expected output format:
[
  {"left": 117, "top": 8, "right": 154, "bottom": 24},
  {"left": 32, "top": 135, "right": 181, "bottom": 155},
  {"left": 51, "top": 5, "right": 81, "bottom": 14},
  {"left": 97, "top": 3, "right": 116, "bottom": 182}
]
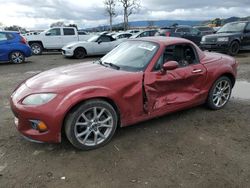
[{"left": 23, "top": 46, "right": 32, "bottom": 57}]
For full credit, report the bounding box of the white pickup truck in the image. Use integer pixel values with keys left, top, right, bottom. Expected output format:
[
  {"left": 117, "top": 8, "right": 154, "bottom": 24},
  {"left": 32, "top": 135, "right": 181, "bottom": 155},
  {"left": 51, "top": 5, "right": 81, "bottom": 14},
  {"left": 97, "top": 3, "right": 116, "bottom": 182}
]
[{"left": 25, "top": 27, "right": 92, "bottom": 55}]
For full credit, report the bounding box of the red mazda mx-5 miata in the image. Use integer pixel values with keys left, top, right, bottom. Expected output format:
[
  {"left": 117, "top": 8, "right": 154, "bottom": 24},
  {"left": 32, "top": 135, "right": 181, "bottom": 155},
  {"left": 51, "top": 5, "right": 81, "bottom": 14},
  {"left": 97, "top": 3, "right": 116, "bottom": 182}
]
[{"left": 10, "top": 37, "right": 237, "bottom": 150}]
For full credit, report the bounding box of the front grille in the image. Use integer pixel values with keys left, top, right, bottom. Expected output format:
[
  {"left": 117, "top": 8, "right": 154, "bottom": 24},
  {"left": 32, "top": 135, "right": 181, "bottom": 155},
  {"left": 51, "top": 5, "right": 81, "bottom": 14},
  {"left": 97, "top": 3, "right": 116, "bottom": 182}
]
[{"left": 205, "top": 38, "right": 217, "bottom": 43}]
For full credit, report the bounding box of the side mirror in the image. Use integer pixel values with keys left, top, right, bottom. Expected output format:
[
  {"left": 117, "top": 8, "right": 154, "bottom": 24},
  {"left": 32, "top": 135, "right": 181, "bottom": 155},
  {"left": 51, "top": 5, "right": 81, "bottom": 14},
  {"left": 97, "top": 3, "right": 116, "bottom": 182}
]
[
  {"left": 97, "top": 40, "right": 102, "bottom": 44},
  {"left": 45, "top": 32, "right": 51, "bottom": 36},
  {"left": 162, "top": 61, "right": 179, "bottom": 72}
]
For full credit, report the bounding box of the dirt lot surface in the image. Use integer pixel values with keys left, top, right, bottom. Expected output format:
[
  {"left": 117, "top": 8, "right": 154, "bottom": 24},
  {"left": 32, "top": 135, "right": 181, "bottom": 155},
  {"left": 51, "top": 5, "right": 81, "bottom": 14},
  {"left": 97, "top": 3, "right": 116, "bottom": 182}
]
[{"left": 0, "top": 51, "right": 250, "bottom": 188}]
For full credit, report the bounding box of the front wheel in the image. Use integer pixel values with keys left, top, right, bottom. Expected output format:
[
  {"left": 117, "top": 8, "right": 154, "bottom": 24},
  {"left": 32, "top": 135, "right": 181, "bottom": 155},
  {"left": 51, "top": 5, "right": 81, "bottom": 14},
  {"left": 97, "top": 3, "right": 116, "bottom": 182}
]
[
  {"left": 65, "top": 100, "right": 118, "bottom": 150},
  {"left": 207, "top": 76, "right": 232, "bottom": 110},
  {"left": 73, "top": 48, "right": 86, "bottom": 59},
  {"left": 228, "top": 41, "right": 240, "bottom": 56},
  {"left": 10, "top": 51, "right": 25, "bottom": 64}
]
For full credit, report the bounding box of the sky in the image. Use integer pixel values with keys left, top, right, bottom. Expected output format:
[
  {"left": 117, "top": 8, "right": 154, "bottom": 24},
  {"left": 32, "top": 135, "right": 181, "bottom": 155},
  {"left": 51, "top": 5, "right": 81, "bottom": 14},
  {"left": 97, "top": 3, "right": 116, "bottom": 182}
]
[{"left": 0, "top": 0, "right": 250, "bottom": 29}]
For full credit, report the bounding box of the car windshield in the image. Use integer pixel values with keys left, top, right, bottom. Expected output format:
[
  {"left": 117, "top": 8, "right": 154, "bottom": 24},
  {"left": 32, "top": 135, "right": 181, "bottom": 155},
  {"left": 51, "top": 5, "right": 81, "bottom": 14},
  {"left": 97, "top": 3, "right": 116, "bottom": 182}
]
[
  {"left": 100, "top": 41, "right": 159, "bottom": 72},
  {"left": 87, "top": 35, "right": 99, "bottom": 42},
  {"left": 217, "top": 22, "right": 246, "bottom": 33}
]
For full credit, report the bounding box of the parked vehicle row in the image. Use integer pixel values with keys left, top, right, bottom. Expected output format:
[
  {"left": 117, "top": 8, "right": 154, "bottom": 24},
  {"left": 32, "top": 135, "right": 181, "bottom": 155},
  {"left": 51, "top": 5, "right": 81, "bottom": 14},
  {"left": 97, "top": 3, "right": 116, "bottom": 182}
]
[{"left": 2, "top": 21, "right": 249, "bottom": 64}]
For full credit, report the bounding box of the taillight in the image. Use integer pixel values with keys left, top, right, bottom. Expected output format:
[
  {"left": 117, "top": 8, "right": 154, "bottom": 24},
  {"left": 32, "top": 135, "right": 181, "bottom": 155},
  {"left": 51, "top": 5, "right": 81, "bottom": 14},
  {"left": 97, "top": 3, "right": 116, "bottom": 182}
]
[
  {"left": 20, "top": 36, "right": 27, "bottom": 44},
  {"left": 165, "top": 32, "right": 171, "bottom": 37}
]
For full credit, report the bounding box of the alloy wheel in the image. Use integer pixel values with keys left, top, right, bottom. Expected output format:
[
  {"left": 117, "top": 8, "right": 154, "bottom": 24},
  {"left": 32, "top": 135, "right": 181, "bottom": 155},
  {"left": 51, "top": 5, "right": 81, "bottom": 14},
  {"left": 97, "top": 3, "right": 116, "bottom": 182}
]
[
  {"left": 31, "top": 44, "right": 41, "bottom": 55},
  {"left": 212, "top": 80, "right": 231, "bottom": 108},
  {"left": 74, "top": 107, "right": 113, "bottom": 147},
  {"left": 11, "top": 52, "right": 24, "bottom": 63}
]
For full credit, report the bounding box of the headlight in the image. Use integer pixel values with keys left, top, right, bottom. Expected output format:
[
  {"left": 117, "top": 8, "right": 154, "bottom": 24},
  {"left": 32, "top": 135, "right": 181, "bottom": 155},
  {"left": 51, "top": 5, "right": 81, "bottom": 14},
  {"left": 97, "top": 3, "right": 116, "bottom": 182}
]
[
  {"left": 201, "top": 37, "right": 206, "bottom": 42},
  {"left": 217, "top": 37, "right": 229, "bottom": 42},
  {"left": 67, "top": 46, "right": 73, "bottom": 49},
  {"left": 22, "top": 93, "right": 57, "bottom": 105}
]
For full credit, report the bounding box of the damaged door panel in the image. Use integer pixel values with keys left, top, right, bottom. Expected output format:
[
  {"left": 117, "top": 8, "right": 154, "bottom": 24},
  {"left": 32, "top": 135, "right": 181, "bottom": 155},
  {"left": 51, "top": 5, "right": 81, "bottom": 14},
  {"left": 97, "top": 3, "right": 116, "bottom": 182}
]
[{"left": 144, "top": 63, "right": 207, "bottom": 112}]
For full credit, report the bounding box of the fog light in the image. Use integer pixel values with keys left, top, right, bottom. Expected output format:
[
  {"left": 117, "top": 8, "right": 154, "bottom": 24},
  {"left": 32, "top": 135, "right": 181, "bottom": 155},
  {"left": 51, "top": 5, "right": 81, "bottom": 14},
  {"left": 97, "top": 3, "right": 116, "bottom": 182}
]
[{"left": 29, "top": 120, "right": 48, "bottom": 132}]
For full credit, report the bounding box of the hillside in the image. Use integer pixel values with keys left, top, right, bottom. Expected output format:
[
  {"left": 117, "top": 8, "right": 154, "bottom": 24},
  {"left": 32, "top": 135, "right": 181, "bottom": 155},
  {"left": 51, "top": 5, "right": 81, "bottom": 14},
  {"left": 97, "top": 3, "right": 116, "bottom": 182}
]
[
  {"left": 202, "top": 16, "right": 250, "bottom": 25},
  {"left": 86, "top": 19, "right": 202, "bottom": 31}
]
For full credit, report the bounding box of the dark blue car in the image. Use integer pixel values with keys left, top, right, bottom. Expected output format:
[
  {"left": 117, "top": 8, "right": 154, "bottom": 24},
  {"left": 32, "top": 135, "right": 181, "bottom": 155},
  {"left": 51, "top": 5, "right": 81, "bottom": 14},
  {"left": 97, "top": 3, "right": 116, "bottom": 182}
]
[{"left": 0, "top": 31, "right": 32, "bottom": 63}]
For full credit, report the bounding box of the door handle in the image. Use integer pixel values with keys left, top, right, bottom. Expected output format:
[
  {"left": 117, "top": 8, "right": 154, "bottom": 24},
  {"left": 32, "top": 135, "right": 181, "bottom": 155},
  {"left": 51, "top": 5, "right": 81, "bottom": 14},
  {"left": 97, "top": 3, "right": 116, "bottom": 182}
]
[{"left": 192, "top": 69, "right": 202, "bottom": 73}]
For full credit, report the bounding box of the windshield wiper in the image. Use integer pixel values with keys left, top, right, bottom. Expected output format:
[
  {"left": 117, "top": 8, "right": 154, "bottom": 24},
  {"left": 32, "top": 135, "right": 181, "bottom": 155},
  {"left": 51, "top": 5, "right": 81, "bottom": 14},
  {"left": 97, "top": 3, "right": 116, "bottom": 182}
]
[
  {"left": 103, "top": 62, "right": 120, "bottom": 70},
  {"left": 95, "top": 60, "right": 120, "bottom": 70},
  {"left": 95, "top": 59, "right": 105, "bottom": 66}
]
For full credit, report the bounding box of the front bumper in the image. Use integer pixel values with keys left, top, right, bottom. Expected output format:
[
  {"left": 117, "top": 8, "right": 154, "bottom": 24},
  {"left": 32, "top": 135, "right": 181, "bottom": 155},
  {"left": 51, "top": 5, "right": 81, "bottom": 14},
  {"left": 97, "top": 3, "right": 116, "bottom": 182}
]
[
  {"left": 200, "top": 42, "right": 230, "bottom": 52},
  {"left": 10, "top": 89, "right": 63, "bottom": 143},
  {"left": 62, "top": 48, "right": 74, "bottom": 57}
]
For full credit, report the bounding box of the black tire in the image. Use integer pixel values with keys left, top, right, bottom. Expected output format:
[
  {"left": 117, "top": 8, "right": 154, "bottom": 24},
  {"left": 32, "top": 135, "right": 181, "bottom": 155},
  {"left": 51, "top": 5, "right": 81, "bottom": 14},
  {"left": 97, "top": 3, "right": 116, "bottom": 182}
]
[
  {"left": 30, "top": 43, "right": 43, "bottom": 55},
  {"left": 65, "top": 100, "right": 118, "bottom": 150},
  {"left": 73, "top": 48, "right": 86, "bottom": 59},
  {"left": 228, "top": 41, "right": 240, "bottom": 56},
  {"left": 206, "top": 76, "right": 232, "bottom": 110},
  {"left": 10, "top": 51, "right": 25, "bottom": 64}
]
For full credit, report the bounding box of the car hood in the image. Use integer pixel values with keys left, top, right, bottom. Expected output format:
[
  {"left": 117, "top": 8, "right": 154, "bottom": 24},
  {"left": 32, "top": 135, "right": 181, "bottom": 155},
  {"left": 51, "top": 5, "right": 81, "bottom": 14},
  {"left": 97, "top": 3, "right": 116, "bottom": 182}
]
[
  {"left": 25, "top": 62, "right": 129, "bottom": 90},
  {"left": 204, "top": 32, "right": 241, "bottom": 38}
]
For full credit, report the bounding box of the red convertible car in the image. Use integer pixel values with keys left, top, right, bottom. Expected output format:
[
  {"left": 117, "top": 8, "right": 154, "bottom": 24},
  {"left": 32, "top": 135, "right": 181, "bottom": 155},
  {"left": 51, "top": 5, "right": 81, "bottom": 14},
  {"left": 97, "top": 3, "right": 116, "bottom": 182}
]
[{"left": 10, "top": 37, "right": 237, "bottom": 150}]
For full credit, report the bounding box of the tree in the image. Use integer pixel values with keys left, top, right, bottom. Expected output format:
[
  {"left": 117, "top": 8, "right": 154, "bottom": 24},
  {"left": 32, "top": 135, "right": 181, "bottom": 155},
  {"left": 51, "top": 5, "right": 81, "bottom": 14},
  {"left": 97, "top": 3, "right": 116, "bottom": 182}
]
[
  {"left": 4, "top": 25, "right": 26, "bottom": 33},
  {"left": 212, "top": 18, "right": 222, "bottom": 27},
  {"left": 119, "top": 0, "right": 140, "bottom": 31},
  {"left": 147, "top": 20, "right": 155, "bottom": 28},
  {"left": 50, "top": 21, "right": 65, "bottom": 28},
  {"left": 104, "top": 0, "right": 116, "bottom": 31},
  {"left": 67, "top": 24, "right": 78, "bottom": 30}
]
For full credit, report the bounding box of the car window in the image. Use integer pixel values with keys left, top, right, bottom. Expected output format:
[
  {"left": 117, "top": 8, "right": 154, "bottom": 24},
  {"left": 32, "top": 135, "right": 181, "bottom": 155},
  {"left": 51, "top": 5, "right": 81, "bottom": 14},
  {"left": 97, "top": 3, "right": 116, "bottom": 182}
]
[
  {"left": 176, "top": 28, "right": 190, "bottom": 33},
  {"left": 99, "top": 35, "right": 112, "bottom": 42},
  {"left": 139, "top": 31, "right": 149, "bottom": 37},
  {"left": 154, "top": 44, "right": 198, "bottom": 71},
  {"left": 126, "top": 34, "right": 132, "bottom": 38},
  {"left": 63, "top": 28, "right": 75, "bottom": 35},
  {"left": 78, "top": 31, "right": 87, "bottom": 35},
  {"left": 6, "top": 33, "right": 15, "bottom": 40},
  {"left": 0, "top": 33, "right": 7, "bottom": 41},
  {"left": 245, "top": 23, "right": 250, "bottom": 32},
  {"left": 197, "top": 27, "right": 212, "bottom": 31},
  {"left": 190, "top": 28, "right": 200, "bottom": 35},
  {"left": 149, "top": 30, "right": 157, "bottom": 36},
  {"left": 47, "top": 28, "right": 61, "bottom": 36},
  {"left": 117, "top": 34, "right": 123, "bottom": 39}
]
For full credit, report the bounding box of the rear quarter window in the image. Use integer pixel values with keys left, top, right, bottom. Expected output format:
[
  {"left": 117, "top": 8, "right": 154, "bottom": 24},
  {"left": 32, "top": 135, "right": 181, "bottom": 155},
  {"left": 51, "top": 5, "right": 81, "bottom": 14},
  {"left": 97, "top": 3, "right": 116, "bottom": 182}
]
[
  {"left": 0, "top": 33, "right": 7, "bottom": 41},
  {"left": 63, "top": 28, "right": 75, "bottom": 35},
  {"left": 6, "top": 33, "right": 15, "bottom": 40}
]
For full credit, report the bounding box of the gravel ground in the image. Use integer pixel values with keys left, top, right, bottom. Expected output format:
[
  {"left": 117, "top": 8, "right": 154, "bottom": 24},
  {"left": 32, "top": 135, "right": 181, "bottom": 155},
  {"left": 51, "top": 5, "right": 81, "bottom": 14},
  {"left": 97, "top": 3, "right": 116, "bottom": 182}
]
[{"left": 0, "top": 51, "right": 250, "bottom": 188}]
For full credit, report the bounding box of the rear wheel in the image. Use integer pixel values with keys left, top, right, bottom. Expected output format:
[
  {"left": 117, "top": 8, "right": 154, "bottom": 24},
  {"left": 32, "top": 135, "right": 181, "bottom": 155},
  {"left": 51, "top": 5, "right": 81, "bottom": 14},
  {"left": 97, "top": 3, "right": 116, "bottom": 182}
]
[
  {"left": 10, "top": 51, "right": 25, "bottom": 64},
  {"left": 73, "top": 48, "right": 86, "bottom": 59},
  {"left": 65, "top": 100, "right": 118, "bottom": 150},
  {"left": 228, "top": 41, "right": 240, "bottom": 56},
  {"left": 207, "top": 76, "right": 232, "bottom": 110},
  {"left": 30, "top": 43, "right": 43, "bottom": 55}
]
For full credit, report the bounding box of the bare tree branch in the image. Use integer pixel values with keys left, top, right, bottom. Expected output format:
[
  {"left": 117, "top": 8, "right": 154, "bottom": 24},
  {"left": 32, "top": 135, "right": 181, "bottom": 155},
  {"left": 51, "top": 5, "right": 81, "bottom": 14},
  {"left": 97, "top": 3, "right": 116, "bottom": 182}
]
[
  {"left": 104, "top": 0, "right": 117, "bottom": 31},
  {"left": 119, "top": 0, "right": 140, "bottom": 30}
]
